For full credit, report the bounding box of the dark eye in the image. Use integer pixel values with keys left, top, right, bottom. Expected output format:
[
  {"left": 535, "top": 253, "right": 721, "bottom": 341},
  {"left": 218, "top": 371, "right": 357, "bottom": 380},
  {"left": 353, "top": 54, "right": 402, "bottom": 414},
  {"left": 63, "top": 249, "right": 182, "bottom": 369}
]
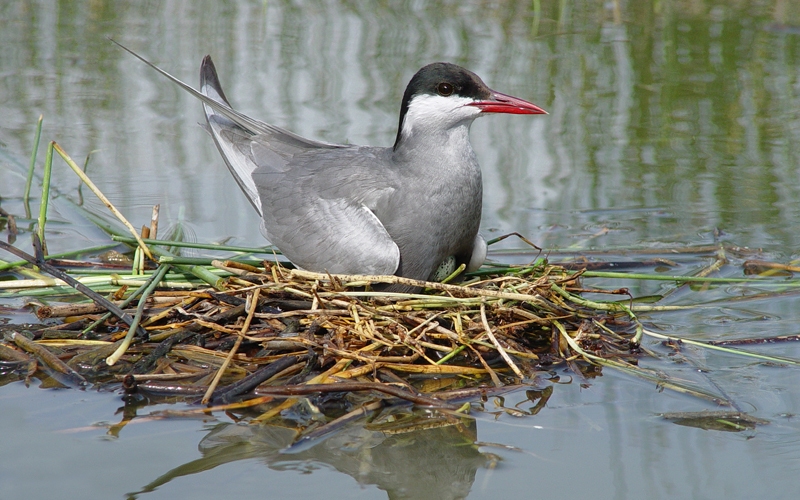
[{"left": 437, "top": 82, "right": 454, "bottom": 96}]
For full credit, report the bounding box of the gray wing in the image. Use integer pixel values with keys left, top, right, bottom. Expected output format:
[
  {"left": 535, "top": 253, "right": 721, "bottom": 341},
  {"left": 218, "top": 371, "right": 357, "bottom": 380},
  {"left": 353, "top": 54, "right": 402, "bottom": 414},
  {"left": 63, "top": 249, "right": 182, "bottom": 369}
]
[
  {"left": 253, "top": 148, "right": 401, "bottom": 275},
  {"left": 197, "top": 55, "right": 343, "bottom": 216},
  {"left": 197, "top": 60, "right": 401, "bottom": 274},
  {"left": 112, "top": 40, "right": 401, "bottom": 274}
]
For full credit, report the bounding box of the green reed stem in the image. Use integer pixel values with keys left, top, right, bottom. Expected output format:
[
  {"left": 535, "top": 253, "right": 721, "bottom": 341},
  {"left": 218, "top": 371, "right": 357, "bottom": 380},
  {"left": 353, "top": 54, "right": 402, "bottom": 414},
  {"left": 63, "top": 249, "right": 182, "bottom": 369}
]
[
  {"left": 23, "top": 115, "right": 44, "bottom": 219},
  {"left": 35, "top": 141, "right": 54, "bottom": 255},
  {"left": 106, "top": 263, "right": 171, "bottom": 366}
]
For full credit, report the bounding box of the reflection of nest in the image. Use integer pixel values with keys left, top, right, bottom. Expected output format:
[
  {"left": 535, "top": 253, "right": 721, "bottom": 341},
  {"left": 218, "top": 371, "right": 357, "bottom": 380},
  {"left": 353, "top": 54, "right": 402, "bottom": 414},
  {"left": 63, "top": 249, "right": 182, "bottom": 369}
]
[{"left": 2, "top": 261, "right": 641, "bottom": 428}]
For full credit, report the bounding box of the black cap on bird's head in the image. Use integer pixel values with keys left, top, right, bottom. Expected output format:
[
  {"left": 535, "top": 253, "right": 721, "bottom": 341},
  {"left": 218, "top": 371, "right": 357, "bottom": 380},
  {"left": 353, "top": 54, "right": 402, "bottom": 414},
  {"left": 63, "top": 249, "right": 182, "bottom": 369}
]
[{"left": 393, "top": 62, "right": 547, "bottom": 150}]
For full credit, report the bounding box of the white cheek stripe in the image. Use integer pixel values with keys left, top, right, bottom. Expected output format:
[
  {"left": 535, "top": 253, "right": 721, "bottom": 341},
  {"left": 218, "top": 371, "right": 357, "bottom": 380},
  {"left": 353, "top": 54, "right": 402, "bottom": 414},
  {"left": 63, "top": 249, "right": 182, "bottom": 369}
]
[{"left": 401, "top": 94, "right": 481, "bottom": 138}]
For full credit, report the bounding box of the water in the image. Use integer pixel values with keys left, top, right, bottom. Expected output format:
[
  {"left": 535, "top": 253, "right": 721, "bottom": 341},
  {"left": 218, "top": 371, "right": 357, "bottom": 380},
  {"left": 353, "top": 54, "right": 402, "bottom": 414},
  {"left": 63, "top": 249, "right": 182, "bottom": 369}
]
[{"left": 2, "top": 1, "right": 800, "bottom": 498}]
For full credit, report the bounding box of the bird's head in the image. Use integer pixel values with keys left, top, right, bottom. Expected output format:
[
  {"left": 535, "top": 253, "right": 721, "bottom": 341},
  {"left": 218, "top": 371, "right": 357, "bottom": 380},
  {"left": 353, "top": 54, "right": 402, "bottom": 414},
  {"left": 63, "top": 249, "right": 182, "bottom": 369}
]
[{"left": 393, "top": 62, "right": 547, "bottom": 151}]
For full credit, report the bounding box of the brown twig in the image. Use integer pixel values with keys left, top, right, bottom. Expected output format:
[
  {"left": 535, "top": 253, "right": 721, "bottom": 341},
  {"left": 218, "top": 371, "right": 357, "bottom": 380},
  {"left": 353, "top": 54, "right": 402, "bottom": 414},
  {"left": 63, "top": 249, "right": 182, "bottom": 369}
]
[{"left": 201, "top": 288, "right": 261, "bottom": 404}]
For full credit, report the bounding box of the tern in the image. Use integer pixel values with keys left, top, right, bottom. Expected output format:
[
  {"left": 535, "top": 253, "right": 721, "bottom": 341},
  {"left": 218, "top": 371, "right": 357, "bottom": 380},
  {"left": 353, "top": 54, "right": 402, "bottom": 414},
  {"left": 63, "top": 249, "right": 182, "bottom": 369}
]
[{"left": 114, "top": 41, "right": 547, "bottom": 290}]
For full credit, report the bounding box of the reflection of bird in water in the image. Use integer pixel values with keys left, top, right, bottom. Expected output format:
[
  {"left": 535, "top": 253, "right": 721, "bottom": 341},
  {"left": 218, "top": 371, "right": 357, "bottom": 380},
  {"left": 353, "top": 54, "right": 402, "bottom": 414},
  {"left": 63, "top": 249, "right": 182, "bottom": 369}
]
[{"left": 128, "top": 413, "right": 485, "bottom": 500}]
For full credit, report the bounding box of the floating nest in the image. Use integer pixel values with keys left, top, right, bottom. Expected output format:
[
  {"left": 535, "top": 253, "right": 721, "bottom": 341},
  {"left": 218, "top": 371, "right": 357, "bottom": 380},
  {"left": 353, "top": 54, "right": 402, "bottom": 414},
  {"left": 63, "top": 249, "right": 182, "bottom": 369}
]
[{"left": 0, "top": 258, "right": 642, "bottom": 426}]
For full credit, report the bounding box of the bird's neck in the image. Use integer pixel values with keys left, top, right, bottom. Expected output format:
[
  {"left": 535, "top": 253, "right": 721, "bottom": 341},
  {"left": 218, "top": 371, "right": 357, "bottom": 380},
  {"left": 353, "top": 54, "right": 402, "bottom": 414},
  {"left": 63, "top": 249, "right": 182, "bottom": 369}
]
[{"left": 392, "top": 121, "right": 478, "bottom": 170}]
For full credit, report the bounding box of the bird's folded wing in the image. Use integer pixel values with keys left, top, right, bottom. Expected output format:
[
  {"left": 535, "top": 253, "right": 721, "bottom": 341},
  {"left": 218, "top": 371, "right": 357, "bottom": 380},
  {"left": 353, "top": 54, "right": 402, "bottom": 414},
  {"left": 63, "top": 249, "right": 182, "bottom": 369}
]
[
  {"left": 258, "top": 192, "right": 400, "bottom": 276},
  {"left": 204, "top": 116, "right": 265, "bottom": 215},
  {"left": 203, "top": 106, "right": 346, "bottom": 208}
]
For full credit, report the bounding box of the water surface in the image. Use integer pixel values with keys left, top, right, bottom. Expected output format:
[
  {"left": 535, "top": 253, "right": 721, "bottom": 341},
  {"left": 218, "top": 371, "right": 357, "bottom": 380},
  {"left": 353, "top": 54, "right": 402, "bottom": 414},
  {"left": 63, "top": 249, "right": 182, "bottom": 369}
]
[{"left": 2, "top": 1, "right": 800, "bottom": 499}]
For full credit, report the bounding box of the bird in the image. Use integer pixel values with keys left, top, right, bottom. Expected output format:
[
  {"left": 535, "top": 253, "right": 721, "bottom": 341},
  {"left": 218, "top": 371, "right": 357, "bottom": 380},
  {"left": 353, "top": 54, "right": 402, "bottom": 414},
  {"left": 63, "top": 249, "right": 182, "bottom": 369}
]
[{"left": 112, "top": 41, "right": 547, "bottom": 291}]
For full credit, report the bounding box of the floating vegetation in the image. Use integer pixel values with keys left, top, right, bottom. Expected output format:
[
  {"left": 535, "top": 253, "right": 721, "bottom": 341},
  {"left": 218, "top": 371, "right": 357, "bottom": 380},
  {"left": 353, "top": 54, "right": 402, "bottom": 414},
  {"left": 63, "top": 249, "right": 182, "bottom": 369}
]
[
  {"left": 658, "top": 411, "right": 771, "bottom": 432},
  {"left": 0, "top": 253, "right": 634, "bottom": 405}
]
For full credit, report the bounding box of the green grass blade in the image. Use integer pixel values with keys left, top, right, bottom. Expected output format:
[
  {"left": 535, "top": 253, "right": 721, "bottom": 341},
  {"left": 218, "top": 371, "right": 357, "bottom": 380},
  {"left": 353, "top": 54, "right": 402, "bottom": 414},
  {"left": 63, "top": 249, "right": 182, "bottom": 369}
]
[
  {"left": 36, "top": 141, "right": 54, "bottom": 255},
  {"left": 23, "top": 115, "right": 44, "bottom": 219},
  {"left": 106, "top": 263, "right": 171, "bottom": 366}
]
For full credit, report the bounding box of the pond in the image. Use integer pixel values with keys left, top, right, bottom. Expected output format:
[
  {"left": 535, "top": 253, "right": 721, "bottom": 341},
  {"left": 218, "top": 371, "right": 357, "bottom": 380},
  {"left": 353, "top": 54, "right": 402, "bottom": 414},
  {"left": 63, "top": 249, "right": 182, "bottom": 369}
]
[{"left": 2, "top": 1, "right": 800, "bottom": 499}]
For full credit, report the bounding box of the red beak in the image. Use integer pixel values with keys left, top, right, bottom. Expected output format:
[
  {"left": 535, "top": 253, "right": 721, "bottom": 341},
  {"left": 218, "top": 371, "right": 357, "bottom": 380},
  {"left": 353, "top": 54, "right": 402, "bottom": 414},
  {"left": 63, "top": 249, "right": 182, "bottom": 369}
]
[{"left": 468, "top": 91, "right": 548, "bottom": 115}]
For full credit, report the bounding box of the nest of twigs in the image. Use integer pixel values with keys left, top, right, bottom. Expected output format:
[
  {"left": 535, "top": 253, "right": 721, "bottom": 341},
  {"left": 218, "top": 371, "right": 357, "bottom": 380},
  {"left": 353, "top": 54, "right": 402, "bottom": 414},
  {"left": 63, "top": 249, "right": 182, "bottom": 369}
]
[{"left": 1, "top": 259, "right": 642, "bottom": 425}]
